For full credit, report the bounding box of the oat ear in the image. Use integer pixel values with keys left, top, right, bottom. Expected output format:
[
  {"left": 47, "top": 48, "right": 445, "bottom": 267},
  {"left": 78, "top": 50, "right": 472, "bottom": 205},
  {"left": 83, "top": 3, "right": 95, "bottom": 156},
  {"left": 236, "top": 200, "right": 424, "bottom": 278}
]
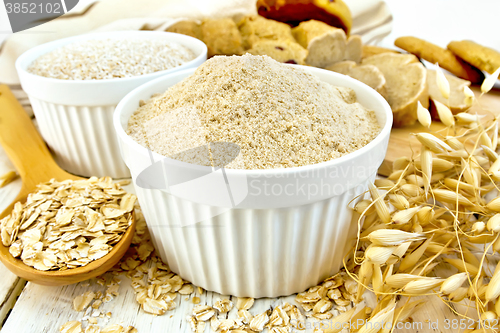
[
  {"left": 464, "top": 86, "right": 475, "bottom": 106},
  {"left": 433, "top": 99, "right": 455, "bottom": 127},
  {"left": 481, "top": 67, "right": 500, "bottom": 94},
  {"left": 417, "top": 101, "right": 431, "bottom": 128},
  {"left": 435, "top": 64, "right": 451, "bottom": 99}
]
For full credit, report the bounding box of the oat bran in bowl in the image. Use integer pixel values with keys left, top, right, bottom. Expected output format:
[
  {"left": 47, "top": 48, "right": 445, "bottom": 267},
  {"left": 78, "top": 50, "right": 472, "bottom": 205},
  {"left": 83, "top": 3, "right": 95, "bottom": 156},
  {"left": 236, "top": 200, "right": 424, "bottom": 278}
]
[
  {"left": 15, "top": 31, "right": 207, "bottom": 179},
  {"left": 114, "top": 55, "right": 392, "bottom": 297}
]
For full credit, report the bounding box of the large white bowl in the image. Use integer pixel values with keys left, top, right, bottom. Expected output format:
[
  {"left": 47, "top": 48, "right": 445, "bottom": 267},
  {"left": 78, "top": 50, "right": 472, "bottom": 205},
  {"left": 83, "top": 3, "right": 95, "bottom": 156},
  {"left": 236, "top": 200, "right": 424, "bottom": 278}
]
[
  {"left": 15, "top": 31, "right": 207, "bottom": 178},
  {"left": 114, "top": 65, "right": 393, "bottom": 297}
]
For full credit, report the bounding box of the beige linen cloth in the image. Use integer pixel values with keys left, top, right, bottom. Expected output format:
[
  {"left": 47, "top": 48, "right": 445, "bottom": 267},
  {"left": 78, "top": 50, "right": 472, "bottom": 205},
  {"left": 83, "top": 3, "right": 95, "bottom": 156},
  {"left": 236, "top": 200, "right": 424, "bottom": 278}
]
[{"left": 0, "top": 0, "right": 392, "bottom": 84}]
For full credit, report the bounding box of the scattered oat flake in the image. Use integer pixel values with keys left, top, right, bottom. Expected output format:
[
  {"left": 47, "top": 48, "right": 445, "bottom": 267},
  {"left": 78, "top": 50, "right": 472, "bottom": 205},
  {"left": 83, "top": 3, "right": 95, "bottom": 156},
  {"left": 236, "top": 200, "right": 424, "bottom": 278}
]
[
  {"left": 210, "top": 316, "right": 220, "bottom": 332},
  {"left": 196, "top": 321, "right": 205, "bottom": 333},
  {"left": 60, "top": 320, "right": 83, "bottom": 333},
  {"left": 84, "top": 325, "right": 100, "bottom": 333},
  {"left": 213, "top": 299, "right": 233, "bottom": 313},
  {"left": 271, "top": 327, "right": 290, "bottom": 333},
  {"left": 178, "top": 284, "right": 194, "bottom": 295},
  {"left": 187, "top": 316, "right": 197, "bottom": 332},
  {"left": 73, "top": 291, "right": 96, "bottom": 312},
  {"left": 236, "top": 297, "right": 254, "bottom": 310},
  {"left": 123, "top": 327, "right": 138, "bottom": 333},
  {"left": 218, "top": 318, "right": 243, "bottom": 331},
  {"left": 193, "top": 305, "right": 215, "bottom": 321},
  {"left": 237, "top": 309, "right": 253, "bottom": 324},
  {"left": 92, "top": 300, "right": 103, "bottom": 309},
  {"left": 101, "top": 324, "right": 124, "bottom": 333},
  {"left": 249, "top": 312, "right": 269, "bottom": 331},
  {"left": 142, "top": 298, "right": 169, "bottom": 315}
]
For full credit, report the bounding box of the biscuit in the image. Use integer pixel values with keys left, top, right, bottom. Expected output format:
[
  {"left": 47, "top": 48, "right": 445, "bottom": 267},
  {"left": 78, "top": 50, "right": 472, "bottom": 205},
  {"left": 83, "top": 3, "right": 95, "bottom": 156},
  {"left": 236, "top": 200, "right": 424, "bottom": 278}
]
[
  {"left": 292, "top": 20, "right": 347, "bottom": 68},
  {"left": 237, "top": 15, "right": 295, "bottom": 49},
  {"left": 201, "top": 19, "right": 244, "bottom": 57},
  {"left": 395, "top": 36, "right": 484, "bottom": 83},
  {"left": 247, "top": 39, "right": 307, "bottom": 65},
  {"left": 292, "top": 20, "right": 339, "bottom": 48},
  {"left": 448, "top": 40, "right": 500, "bottom": 75}
]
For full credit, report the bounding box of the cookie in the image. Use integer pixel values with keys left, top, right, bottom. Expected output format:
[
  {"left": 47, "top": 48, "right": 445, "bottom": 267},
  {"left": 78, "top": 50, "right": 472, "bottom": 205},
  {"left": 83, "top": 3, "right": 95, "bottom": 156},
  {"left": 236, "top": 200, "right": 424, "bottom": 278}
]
[
  {"left": 247, "top": 39, "right": 307, "bottom": 65},
  {"left": 362, "top": 53, "right": 429, "bottom": 127},
  {"left": 345, "top": 35, "right": 362, "bottom": 63},
  {"left": 237, "top": 15, "right": 295, "bottom": 49},
  {"left": 362, "top": 45, "right": 398, "bottom": 59},
  {"left": 327, "top": 61, "right": 387, "bottom": 98},
  {"left": 201, "top": 18, "right": 244, "bottom": 57},
  {"left": 166, "top": 20, "right": 202, "bottom": 40},
  {"left": 448, "top": 40, "right": 500, "bottom": 75},
  {"left": 427, "top": 69, "right": 471, "bottom": 115},
  {"left": 395, "top": 36, "right": 484, "bottom": 83}
]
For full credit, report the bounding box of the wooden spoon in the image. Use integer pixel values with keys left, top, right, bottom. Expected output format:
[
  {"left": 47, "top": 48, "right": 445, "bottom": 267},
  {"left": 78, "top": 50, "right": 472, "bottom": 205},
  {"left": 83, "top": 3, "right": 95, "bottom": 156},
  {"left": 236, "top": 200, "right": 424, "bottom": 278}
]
[{"left": 0, "top": 85, "right": 135, "bottom": 286}]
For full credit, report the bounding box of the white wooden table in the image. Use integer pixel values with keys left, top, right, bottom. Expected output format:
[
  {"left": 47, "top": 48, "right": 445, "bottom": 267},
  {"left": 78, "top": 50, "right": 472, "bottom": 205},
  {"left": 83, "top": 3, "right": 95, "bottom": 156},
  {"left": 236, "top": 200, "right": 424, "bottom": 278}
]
[{"left": 0, "top": 87, "right": 476, "bottom": 333}]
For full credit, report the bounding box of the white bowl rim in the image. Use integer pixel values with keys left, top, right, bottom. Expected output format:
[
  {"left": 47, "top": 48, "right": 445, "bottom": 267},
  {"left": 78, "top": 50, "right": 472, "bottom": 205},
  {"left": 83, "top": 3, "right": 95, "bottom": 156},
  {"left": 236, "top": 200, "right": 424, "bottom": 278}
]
[
  {"left": 114, "top": 65, "right": 393, "bottom": 176},
  {"left": 15, "top": 30, "right": 208, "bottom": 85}
]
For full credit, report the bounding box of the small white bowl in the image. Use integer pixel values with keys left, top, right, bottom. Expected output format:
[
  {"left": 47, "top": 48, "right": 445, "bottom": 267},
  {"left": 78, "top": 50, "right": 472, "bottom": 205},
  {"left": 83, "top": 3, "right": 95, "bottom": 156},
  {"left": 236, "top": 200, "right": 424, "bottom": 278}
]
[
  {"left": 15, "top": 31, "right": 207, "bottom": 178},
  {"left": 114, "top": 66, "right": 393, "bottom": 297}
]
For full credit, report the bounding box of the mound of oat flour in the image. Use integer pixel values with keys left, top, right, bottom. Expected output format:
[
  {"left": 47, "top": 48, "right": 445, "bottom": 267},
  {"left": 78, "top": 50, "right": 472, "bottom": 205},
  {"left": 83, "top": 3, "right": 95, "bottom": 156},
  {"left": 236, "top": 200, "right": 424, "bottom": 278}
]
[{"left": 127, "top": 54, "right": 380, "bottom": 169}]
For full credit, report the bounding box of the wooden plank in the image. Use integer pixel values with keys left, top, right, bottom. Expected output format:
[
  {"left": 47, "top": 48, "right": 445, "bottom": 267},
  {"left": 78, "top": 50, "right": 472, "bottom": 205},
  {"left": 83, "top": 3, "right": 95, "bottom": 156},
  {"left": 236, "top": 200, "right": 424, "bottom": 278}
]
[
  {"left": 3, "top": 248, "right": 489, "bottom": 333},
  {"left": 0, "top": 271, "right": 25, "bottom": 328},
  {"left": 380, "top": 86, "right": 500, "bottom": 176},
  {"left": 0, "top": 144, "right": 26, "bottom": 328},
  {"left": 2, "top": 271, "right": 483, "bottom": 333},
  {"left": 1, "top": 276, "right": 294, "bottom": 333}
]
